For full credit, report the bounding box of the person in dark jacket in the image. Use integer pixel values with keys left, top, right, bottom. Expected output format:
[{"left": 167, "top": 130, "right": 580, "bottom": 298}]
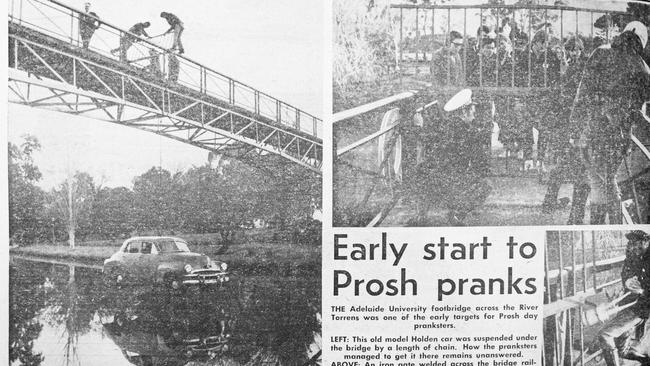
[
  {"left": 541, "top": 38, "right": 589, "bottom": 223},
  {"left": 570, "top": 21, "right": 650, "bottom": 224},
  {"left": 411, "top": 89, "right": 491, "bottom": 225},
  {"left": 78, "top": 2, "right": 100, "bottom": 49},
  {"left": 430, "top": 30, "right": 465, "bottom": 86},
  {"left": 111, "top": 22, "right": 151, "bottom": 62},
  {"left": 160, "top": 12, "right": 184, "bottom": 54},
  {"left": 599, "top": 230, "right": 650, "bottom": 366}
]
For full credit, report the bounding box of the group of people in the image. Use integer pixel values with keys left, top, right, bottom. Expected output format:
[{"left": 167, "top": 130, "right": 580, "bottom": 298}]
[
  {"left": 78, "top": 2, "right": 184, "bottom": 80},
  {"left": 409, "top": 20, "right": 649, "bottom": 226}
]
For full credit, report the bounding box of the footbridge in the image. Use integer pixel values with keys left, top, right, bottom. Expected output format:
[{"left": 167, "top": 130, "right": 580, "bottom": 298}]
[{"left": 8, "top": 0, "right": 322, "bottom": 173}]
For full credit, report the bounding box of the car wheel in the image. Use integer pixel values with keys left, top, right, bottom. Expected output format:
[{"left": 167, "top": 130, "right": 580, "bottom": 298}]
[
  {"left": 114, "top": 312, "right": 126, "bottom": 328},
  {"left": 115, "top": 273, "right": 124, "bottom": 286},
  {"left": 164, "top": 274, "right": 181, "bottom": 290}
]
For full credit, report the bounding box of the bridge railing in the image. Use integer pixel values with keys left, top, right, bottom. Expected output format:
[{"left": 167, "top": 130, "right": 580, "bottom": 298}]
[
  {"left": 7, "top": 0, "right": 321, "bottom": 139},
  {"left": 390, "top": 2, "right": 642, "bottom": 89},
  {"left": 543, "top": 231, "right": 632, "bottom": 366}
]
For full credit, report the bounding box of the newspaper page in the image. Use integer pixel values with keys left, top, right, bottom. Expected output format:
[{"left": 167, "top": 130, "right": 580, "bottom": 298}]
[
  {"left": 330, "top": 1, "right": 650, "bottom": 366},
  {"left": 6, "top": 0, "right": 322, "bottom": 365},
  {"left": 6, "top": 0, "right": 650, "bottom": 366}
]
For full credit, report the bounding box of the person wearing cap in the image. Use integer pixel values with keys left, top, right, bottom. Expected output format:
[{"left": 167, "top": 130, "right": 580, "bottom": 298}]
[
  {"left": 410, "top": 89, "right": 491, "bottom": 225},
  {"left": 110, "top": 21, "right": 151, "bottom": 62},
  {"left": 78, "top": 2, "right": 100, "bottom": 49},
  {"left": 598, "top": 230, "right": 650, "bottom": 366},
  {"left": 570, "top": 21, "right": 650, "bottom": 224},
  {"left": 467, "top": 33, "right": 498, "bottom": 87},
  {"left": 161, "top": 12, "right": 184, "bottom": 54},
  {"left": 430, "top": 30, "right": 465, "bottom": 86}
]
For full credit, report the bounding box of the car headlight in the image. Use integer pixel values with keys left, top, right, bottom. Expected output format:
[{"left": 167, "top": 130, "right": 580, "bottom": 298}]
[
  {"left": 184, "top": 264, "right": 193, "bottom": 273},
  {"left": 220, "top": 262, "right": 228, "bottom": 271}
]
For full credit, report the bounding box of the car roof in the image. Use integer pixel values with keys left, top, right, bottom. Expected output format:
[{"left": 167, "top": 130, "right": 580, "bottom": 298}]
[{"left": 123, "top": 236, "right": 187, "bottom": 243}]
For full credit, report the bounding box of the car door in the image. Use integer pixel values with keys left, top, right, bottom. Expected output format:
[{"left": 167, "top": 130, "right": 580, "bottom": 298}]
[
  {"left": 122, "top": 240, "right": 143, "bottom": 279},
  {"left": 139, "top": 240, "right": 159, "bottom": 282}
]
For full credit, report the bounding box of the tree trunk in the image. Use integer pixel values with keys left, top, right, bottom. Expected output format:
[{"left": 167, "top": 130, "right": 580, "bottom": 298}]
[
  {"left": 67, "top": 177, "right": 75, "bottom": 249},
  {"left": 68, "top": 227, "right": 75, "bottom": 249}
]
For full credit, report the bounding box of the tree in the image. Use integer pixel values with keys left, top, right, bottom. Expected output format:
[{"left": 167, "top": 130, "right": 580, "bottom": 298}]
[
  {"left": 50, "top": 172, "right": 97, "bottom": 248},
  {"left": 88, "top": 187, "right": 135, "bottom": 239},
  {"left": 8, "top": 136, "right": 47, "bottom": 245},
  {"left": 132, "top": 167, "right": 179, "bottom": 233}
]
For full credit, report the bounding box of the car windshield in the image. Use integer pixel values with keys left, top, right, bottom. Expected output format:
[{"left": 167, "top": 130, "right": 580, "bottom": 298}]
[{"left": 155, "top": 240, "right": 190, "bottom": 253}]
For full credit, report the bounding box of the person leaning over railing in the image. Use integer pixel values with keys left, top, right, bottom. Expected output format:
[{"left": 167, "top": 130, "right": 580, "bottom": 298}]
[
  {"left": 160, "top": 12, "right": 184, "bottom": 54},
  {"left": 111, "top": 22, "right": 151, "bottom": 62},
  {"left": 598, "top": 230, "right": 650, "bottom": 366},
  {"left": 569, "top": 21, "right": 650, "bottom": 224}
]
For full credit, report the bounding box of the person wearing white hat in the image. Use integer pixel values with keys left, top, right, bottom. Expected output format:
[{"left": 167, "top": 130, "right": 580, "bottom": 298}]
[
  {"left": 409, "top": 89, "right": 490, "bottom": 226},
  {"left": 569, "top": 20, "right": 650, "bottom": 224}
]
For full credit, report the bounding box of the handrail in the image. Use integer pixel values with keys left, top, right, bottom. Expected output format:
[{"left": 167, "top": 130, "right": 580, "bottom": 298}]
[
  {"left": 391, "top": 3, "right": 627, "bottom": 13},
  {"left": 8, "top": 0, "right": 321, "bottom": 138},
  {"left": 333, "top": 91, "right": 417, "bottom": 124}
]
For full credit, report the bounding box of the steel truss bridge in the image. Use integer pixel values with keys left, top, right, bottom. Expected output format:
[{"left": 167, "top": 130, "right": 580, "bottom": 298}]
[{"left": 8, "top": 0, "right": 322, "bottom": 173}]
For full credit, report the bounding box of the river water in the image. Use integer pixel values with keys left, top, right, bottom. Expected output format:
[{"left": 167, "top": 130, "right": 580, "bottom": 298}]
[{"left": 9, "top": 257, "right": 321, "bottom": 366}]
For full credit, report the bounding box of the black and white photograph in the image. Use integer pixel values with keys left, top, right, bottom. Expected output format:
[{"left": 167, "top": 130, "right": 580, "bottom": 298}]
[
  {"left": 333, "top": 0, "right": 650, "bottom": 227},
  {"left": 543, "top": 228, "right": 650, "bottom": 366},
  {"left": 7, "top": 0, "right": 323, "bottom": 364}
]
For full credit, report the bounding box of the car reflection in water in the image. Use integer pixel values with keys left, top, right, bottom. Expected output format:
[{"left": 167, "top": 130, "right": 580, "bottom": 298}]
[{"left": 10, "top": 258, "right": 321, "bottom": 366}]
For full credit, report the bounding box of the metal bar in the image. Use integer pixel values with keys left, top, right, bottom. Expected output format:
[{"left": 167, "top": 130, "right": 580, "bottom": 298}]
[
  {"left": 558, "top": 234, "right": 565, "bottom": 299},
  {"left": 463, "top": 8, "right": 467, "bottom": 85},
  {"left": 447, "top": 8, "right": 451, "bottom": 85},
  {"left": 495, "top": 7, "right": 500, "bottom": 86},
  {"left": 544, "top": 10, "right": 551, "bottom": 87},
  {"left": 127, "top": 77, "right": 161, "bottom": 111},
  {"left": 390, "top": 3, "right": 628, "bottom": 13},
  {"left": 333, "top": 91, "right": 415, "bottom": 123},
  {"left": 338, "top": 123, "right": 401, "bottom": 157},
  {"left": 581, "top": 231, "right": 586, "bottom": 292},
  {"left": 544, "top": 233, "right": 552, "bottom": 305},
  {"left": 69, "top": 10, "right": 73, "bottom": 44},
  {"left": 399, "top": 8, "right": 403, "bottom": 63},
  {"left": 171, "top": 101, "right": 199, "bottom": 116},
  {"left": 476, "top": 8, "right": 483, "bottom": 86},
  {"left": 415, "top": 8, "right": 420, "bottom": 70},
  {"left": 591, "top": 231, "right": 597, "bottom": 290},
  {"left": 78, "top": 60, "right": 119, "bottom": 98},
  {"left": 431, "top": 8, "right": 435, "bottom": 80},
  {"left": 21, "top": 41, "right": 67, "bottom": 83},
  {"left": 528, "top": 9, "right": 533, "bottom": 88}
]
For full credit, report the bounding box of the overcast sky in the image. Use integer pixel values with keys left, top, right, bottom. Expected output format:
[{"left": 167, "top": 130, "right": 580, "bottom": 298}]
[{"left": 8, "top": 0, "right": 323, "bottom": 189}]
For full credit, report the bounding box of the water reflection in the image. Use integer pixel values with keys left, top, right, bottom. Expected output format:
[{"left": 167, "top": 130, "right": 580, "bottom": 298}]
[{"left": 9, "top": 257, "right": 321, "bottom": 366}]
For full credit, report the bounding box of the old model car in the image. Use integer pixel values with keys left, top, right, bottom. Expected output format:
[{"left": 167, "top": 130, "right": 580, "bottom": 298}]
[{"left": 103, "top": 236, "right": 228, "bottom": 288}]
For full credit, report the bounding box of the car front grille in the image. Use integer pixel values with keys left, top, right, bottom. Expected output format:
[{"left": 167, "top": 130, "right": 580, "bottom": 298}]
[{"left": 182, "top": 269, "right": 229, "bottom": 285}]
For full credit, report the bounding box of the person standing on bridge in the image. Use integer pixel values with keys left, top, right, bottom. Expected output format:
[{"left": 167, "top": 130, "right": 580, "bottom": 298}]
[
  {"left": 598, "top": 230, "right": 650, "bottom": 366},
  {"left": 78, "top": 2, "right": 100, "bottom": 49},
  {"left": 160, "top": 12, "right": 184, "bottom": 54},
  {"left": 569, "top": 21, "right": 650, "bottom": 224},
  {"left": 111, "top": 21, "right": 151, "bottom": 62}
]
